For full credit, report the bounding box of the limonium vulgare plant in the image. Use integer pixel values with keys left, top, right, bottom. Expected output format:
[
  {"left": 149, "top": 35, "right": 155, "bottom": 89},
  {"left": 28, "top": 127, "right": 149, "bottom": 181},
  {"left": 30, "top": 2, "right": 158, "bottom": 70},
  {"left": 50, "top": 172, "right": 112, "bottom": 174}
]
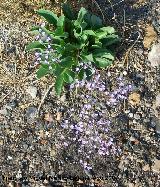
[{"left": 26, "top": 3, "right": 120, "bottom": 95}]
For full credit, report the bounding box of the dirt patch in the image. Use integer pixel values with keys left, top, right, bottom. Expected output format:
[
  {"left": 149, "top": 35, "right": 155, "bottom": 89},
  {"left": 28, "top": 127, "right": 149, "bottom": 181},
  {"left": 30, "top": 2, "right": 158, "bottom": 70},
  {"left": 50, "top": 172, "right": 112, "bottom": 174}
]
[{"left": 0, "top": 0, "right": 160, "bottom": 186}]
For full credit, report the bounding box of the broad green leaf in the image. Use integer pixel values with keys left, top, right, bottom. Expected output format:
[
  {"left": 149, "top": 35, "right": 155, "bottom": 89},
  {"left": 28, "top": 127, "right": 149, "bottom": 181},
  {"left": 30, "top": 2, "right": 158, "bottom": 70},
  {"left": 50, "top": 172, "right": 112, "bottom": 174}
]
[
  {"left": 81, "top": 53, "right": 94, "bottom": 62},
  {"left": 36, "top": 66, "right": 49, "bottom": 79},
  {"left": 37, "top": 9, "right": 58, "bottom": 26},
  {"left": 73, "top": 27, "right": 82, "bottom": 38},
  {"left": 91, "top": 14, "right": 102, "bottom": 29},
  {"left": 93, "top": 49, "right": 114, "bottom": 60},
  {"left": 64, "top": 72, "right": 74, "bottom": 83},
  {"left": 60, "top": 56, "right": 74, "bottom": 68},
  {"left": 55, "top": 15, "right": 65, "bottom": 37},
  {"left": 62, "top": 3, "right": 76, "bottom": 20},
  {"left": 81, "top": 34, "right": 88, "bottom": 41},
  {"left": 83, "top": 30, "right": 96, "bottom": 36},
  {"left": 77, "top": 7, "right": 87, "bottom": 23},
  {"left": 57, "top": 15, "right": 65, "bottom": 28},
  {"left": 100, "top": 27, "right": 115, "bottom": 34},
  {"left": 55, "top": 75, "right": 64, "bottom": 95},
  {"left": 95, "top": 31, "right": 107, "bottom": 39},
  {"left": 94, "top": 57, "right": 112, "bottom": 68},
  {"left": 81, "top": 21, "right": 88, "bottom": 30},
  {"left": 26, "top": 41, "right": 45, "bottom": 51},
  {"left": 85, "top": 13, "right": 102, "bottom": 29},
  {"left": 101, "top": 35, "right": 120, "bottom": 46},
  {"left": 91, "top": 41, "right": 102, "bottom": 49},
  {"left": 54, "top": 65, "right": 65, "bottom": 76}
]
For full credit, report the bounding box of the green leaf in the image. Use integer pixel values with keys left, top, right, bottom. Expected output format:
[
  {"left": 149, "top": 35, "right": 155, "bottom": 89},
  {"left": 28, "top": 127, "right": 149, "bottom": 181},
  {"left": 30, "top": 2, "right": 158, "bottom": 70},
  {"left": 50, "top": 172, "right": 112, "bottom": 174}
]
[
  {"left": 93, "top": 49, "right": 114, "bottom": 60},
  {"left": 57, "top": 15, "right": 65, "bottom": 28},
  {"left": 85, "top": 13, "right": 102, "bottom": 29},
  {"left": 36, "top": 66, "right": 49, "bottom": 79},
  {"left": 83, "top": 30, "right": 96, "bottom": 36},
  {"left": 54, "top": 65, "right": 64, "bottom": 76},
  {"left": 81, "top": 53, "right": 94, "bottom": 62},
  {"left": 60, "top": 56, "right": 74, "bottom": 68},
  {"left": 101, "top": 35, "right": 120, "bottom": 46},
  {"left": 55, "top": 75, "right": 64, "bottom": 95},
  {"left": 55, "top": 15, "right": 65, "bottom": 35},
  {"left": 95, "top": 31, "right": 107, "bottom": 39},
  {"left": 91, "top": 14, "right": 102, "bottom": 29},
  {"left": 37, "top": 9, "right": 58, "bottom": 26},
  {"left": 93, "top": 48, "right": 114, "bottom": 68},
  {"left": 62, "top": 3, "right": 75, "bottom": 20},
  {"left": 77, "top": 7, "right": 87, "bottom": 23},
  {"left": 26, "top": 41, "right": 45, "bottom": 51},
  {"left": 63, "top": 71, "right": 74, "bottom": 83},
  {"left": 100, "top": 27, "right": 115, "bottom": 34},
  {"left": 94, "top": 57, "right": 112, "bottom": 68}
]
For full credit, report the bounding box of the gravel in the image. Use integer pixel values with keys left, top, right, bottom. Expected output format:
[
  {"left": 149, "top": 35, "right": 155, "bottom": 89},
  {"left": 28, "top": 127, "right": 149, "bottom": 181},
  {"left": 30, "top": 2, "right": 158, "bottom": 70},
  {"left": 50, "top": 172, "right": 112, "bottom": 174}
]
[{"left": 0, "top": 0, "right": 160, "bottom": 186}]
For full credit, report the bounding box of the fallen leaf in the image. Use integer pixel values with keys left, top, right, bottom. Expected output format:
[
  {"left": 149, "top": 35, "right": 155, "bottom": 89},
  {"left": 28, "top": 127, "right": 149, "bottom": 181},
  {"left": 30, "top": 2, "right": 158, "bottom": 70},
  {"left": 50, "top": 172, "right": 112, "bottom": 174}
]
[
  {"left": 44, "top": 113, "right": 53, "bottom": 122},
  {"left": 143, "top": 24, "right": 157, "bottom": 48},
  {"left": 128, "top": 92, "right": 140, "bottom": 106}
]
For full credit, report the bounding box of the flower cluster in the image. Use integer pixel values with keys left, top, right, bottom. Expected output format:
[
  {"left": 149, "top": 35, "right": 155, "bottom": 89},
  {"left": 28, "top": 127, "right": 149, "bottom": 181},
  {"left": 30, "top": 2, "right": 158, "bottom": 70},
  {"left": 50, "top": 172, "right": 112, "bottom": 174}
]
[
  {"left": 70, "top": 73, "right": 133, "bottom": 105},
  {"left": 34, "top": 23, "right": 59, "bottom": 69},
  {"left": 53, "top": 73, "right": 133, "bottom": 171}
]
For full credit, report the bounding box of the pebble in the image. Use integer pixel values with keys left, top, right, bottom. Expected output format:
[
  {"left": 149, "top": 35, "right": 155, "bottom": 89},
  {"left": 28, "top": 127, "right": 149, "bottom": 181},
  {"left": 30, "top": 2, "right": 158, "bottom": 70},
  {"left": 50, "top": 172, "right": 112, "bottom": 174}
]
[
  {"left": 128, "top": 113, "right": 133, "bottom": 118},
  {"left": 7, "top": 156, "right": 13, "bottom": 160},
  {"left": 134, "top": 113, "right": 141, "bottom": 120},
  {"left": 25, "top": 107, "right": 37, "bottom": 123},
  {"left": 155, "top": 93, "right": 160, "bottom": 107},
  {"left": 148, "top": 43, "right": 160, "bottom": 67},
  {"left": 152, "top": 159, "right": 160, "bottom": 173},
  {"left": 27, "top": 86, "right": 37, "bottom": 99},
  {"left": 155, "top": 119, "right": 160, "bottom": 134},
  {"left": 7, "top": 99, "right": 18, "bottom": 109},
  {"left": 0, "top": 108, "right": 8, "bottom": 116}
]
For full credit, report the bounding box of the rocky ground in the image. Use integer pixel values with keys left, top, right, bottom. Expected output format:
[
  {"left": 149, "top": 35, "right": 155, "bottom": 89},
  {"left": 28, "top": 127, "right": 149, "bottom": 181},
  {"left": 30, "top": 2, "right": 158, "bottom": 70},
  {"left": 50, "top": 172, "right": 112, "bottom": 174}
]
[{"left": 0, "top": 0, "right": 160, "bottom": 187}]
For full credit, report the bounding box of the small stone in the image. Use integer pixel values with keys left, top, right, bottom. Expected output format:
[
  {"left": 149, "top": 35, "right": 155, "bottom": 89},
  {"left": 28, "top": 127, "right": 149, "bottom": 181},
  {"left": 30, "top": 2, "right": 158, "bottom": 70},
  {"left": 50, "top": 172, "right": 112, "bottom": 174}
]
[
  {"left": 152, "top": 159, "right": 160, "bottom": 173},
  {"left": 7, "top": 99, "right": 18, "bottom": 109},
  {"left": 148, "top": 43, "right": 160, "bottom": 67},
  {"left": 0, "top": 139, "right": 4, "bottom": 145},
  {"left": 123, "top": 71, "right": 127, "bottom": 75},
  {"left": 27, "top": 86, "right": 37, "bottom": 99},
  {"left": 7, "top": 156, "right": 13, "bottom": 160},
  {"left": 60, "top": 94, "right": 66, "bottom": 102},
  {"left": 0, "top": 108, "right": 8, "bottom": 116},
  {"left": 130, "top": 136, "right": 136, "bottom": 142},
  {"left": 155, "top": 119, "right": 160, "bottom": 134},
  {"left": 26, "top": 107, "right": 37, "bottom": 123},
  {"left": 155, "top": 93, "right": 160, "bottom": 107},
  {"left": 128, "top": 92, "right": 140, "bottom": 106},
  {"left": 128, "top": 183, "right": 134, "bottom": 187},
  {"left": 128, "top": 113, "right": 133, "bottom": 118},
  {"left": 134, "top": 113, "right": 141, "bottom": 120}
]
